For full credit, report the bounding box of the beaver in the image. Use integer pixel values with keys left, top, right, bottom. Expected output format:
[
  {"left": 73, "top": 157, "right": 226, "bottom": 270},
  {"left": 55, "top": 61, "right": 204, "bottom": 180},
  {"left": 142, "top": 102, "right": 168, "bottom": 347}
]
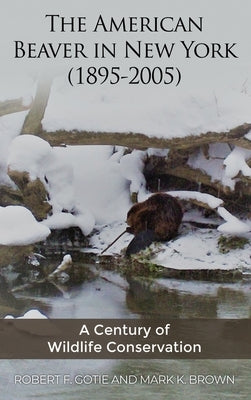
[{"left": 126, "top": 193, "right": 183, "bottom": 256}]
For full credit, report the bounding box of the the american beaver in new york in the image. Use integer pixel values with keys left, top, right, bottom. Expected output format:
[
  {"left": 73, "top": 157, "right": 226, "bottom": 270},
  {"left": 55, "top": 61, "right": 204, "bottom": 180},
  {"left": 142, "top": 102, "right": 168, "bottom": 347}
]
[{"left": 126, "top": 193, "right": 183, "bottom": 256}]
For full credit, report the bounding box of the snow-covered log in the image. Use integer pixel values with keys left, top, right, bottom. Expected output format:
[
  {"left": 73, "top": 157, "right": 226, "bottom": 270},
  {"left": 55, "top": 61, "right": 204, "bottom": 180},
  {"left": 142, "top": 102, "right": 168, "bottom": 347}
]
[
  {"left": 21, "top": 77, "right": 52, "bottom": 135},
  {"left": 37, "top": 123, "right": 251, "bottom": 150},
  {"left": 0, "top": 98, "right": 31, "bottom": 117},
  {"left": 144, "top": 144, "right": 251, "bottom": 196}
]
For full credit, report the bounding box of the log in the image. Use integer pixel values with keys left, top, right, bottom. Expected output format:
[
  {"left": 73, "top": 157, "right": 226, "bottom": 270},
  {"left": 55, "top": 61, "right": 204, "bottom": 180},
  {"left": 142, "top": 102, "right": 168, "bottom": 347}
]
[
  {"left": 0, "top": 185, "right": 23, "bottom": 206},
  {"left": 145, "top": 145, "right": 251, "bottom": 197},
  {"left": 7, "top": 170, "right": 52, "bottom": 220},
  {"left": 38, "top": 123, "right": 251, "bottom": 150},
  {"left": 155, "top": 163, "right": 251, "bottom": 196},
  {"left": 0, "top": 98, "right": 31, "bottom": 117},
  {"left": 21, "top": 77, "right": 53, "bottom": 134}
]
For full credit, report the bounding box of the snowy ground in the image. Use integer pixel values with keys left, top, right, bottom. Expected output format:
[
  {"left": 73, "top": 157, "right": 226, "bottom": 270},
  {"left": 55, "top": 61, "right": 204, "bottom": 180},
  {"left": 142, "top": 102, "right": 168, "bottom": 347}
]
[
  {"left": 0, "top": 110, "right": 250, "bottom": 270},
  {"left": 3, "top": 133, "right": 250, "bottom": 271},
  {"left": 153, "top": 228, "right": 251, "bottom": 271},
  {"left": 43, "top": 76, "right": 251, "bottom": 139},
  {"left": 0, "top": 1, "right": 251, "bottom": 271},
  {"left": 89, "top": 218, "right": 251, "bottom": 271}
]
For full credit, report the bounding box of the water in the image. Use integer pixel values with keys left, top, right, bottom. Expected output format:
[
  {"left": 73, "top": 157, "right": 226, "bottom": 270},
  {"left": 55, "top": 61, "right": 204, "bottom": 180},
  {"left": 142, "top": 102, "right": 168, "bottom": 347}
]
[{"left": 0, "top": 255, "right": 251, "bottom": 399}]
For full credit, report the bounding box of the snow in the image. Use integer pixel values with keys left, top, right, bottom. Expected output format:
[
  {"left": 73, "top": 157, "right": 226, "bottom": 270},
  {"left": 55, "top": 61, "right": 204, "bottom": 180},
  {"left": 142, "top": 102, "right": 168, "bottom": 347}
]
[
  {"left": 0, "top": 206, "right": 50, "bottom": 245},
  {"left": 7, "top": 136, "right": 143, "bottom": 237},
  {"left": 224, "top": 146, "right": 251, "bottom": 179},
  {"left": 48, "top": 254, "right": 72, "bottom": 279},
  {"left": 4, "top": 309, "right": 48, "bottom": 319},
  {"left": 217, "top": 207, "right": 250, "bottom": 234},
  {"left": 0, "top": 75, "right": 35, "bottom": 103},
  {"left": 1, "top": 0, "right": 251, "bottom": 142},
  {"left": 61, "top": 145, "right": 131, "bottom": 225},
  {"left": 89, "top": 191, "right": 251, "bottom": 270},
  {"left": 152, "top": 228, "right": 251, "bottom": 271},
  {"left": 168, "top": 191, "right": 224, "bottom": 209},
  {"left": 0, "top": 0, "right": 250, "bottom": 266},
  {"left": 119, "top": 150, "right": 146, "bottom": 194},
  {"left": 183, "top": 209, "right": 219, "bottom": 226},
  {"left": 8, "top": 134, "right": 53, "bottom": 181},
  {"left": 89, "top": 221, "right": 131, "bottom": 254},
  {"left": 43, "top": 212, "right": 95, "bottom": 236},
  {"left": 4, "top": 132, "right": 251, "bottom": 270},
  {"left": 91, "top": 219, "right": 251, "bottom": 270},
  {"left": 43, "top": 212, "right": 80, "bottom": 230},
  {"left": 0, "top": 112, "right": 28, "bottom": 186},
  {"left": 4, "top": 0, "right": 244, "bottom": 140},
  {"left": 187, "top": 144, "right": 235, "bottom": 190},
  {"left": 42, "top": 81, "right": 251, "bottom": 140}
]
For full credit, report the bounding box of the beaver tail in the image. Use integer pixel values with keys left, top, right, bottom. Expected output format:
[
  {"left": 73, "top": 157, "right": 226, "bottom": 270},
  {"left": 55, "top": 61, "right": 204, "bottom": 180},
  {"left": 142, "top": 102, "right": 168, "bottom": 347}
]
[{"left": 125, "top": 229, "right": 156, "bottom": 257}]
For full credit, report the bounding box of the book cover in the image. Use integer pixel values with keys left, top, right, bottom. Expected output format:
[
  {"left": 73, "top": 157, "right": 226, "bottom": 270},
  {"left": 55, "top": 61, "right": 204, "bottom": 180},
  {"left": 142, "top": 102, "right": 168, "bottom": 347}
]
[{"left": 0, "top": 0, "right": 250, "bottom": 399}]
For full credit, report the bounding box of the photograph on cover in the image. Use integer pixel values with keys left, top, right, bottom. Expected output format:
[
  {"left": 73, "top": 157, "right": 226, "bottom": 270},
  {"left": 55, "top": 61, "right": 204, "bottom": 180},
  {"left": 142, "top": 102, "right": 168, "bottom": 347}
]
[{"left": 0, "top": 0, "right": 251, "bottom": 399}]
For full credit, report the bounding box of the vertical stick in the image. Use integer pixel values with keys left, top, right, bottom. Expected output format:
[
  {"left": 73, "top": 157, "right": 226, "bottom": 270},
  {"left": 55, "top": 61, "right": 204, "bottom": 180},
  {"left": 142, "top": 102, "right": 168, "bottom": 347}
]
[
  {"left": 100, "top": 230, "right": 127, "bottom": 254},
  {"left": 21, "top": 75, "right": 53, "bottom": 135}
]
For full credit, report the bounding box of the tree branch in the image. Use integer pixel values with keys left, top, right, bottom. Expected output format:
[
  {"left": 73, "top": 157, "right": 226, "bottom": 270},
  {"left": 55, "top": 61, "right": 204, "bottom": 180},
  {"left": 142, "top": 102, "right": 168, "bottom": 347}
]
[
  {"left": 21, "top": 77, "right": 53, "bottom": 134},
  {"left": 0, "top": 98, "right": 31, "bottom": 117},
  {"left": 37, "top": 123, "right": 251, "bottom": 150}
]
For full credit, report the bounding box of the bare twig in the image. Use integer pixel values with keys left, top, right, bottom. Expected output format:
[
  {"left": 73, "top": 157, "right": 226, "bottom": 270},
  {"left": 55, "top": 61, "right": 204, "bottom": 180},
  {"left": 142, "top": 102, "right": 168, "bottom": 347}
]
[{"left": 100, "top": 230, "right": 127, "bottom": 254}]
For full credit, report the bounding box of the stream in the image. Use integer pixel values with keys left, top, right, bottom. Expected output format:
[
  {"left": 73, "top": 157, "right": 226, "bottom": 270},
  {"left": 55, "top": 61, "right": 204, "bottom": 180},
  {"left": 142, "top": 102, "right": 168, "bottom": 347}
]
[{"left": 0, "top": 250, "right": 251, "bottom": 399}]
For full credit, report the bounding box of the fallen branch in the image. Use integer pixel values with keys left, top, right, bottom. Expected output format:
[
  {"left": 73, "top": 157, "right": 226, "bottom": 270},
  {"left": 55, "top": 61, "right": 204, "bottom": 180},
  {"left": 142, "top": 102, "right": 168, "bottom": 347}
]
[
  {"left": 100, "top": 230, "right": 127, "bottom": 254},
  {"left": 21, "top": 77, "right": 53, "bottom": 134},
  {"left": 0, "top": 98, "right": 31, "bottom": 117},
  {"left": 149, "top": 161, "right": 251, "bottom": 197},
  {"left": 38, "top": 123, "right": 251, "bottom": 150}
]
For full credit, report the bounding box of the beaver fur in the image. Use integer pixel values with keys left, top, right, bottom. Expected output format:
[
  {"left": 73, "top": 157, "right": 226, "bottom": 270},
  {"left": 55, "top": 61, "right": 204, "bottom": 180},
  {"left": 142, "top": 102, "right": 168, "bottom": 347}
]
[{"left": 126, "top": 193, "right": 183, "bottom": 256}]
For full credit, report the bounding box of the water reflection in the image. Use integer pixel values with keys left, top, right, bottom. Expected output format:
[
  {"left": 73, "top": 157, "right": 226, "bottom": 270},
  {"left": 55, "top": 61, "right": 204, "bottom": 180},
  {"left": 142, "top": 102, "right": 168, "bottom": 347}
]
[
  {"left": 1, "top": 257, "right": 251, "bottom": 399},
  {"left": 1, "top": 259, "right": 251, "bottom": 319}
]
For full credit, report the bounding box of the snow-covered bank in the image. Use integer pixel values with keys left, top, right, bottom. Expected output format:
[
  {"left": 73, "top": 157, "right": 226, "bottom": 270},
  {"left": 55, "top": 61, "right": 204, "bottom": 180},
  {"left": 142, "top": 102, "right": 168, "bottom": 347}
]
[
  {"left": 7, "top": 135, "right": 146, "bottom": 236},
  {"left": 43, "top": 79, "right": 251, "bottom": 140},
  {"left": 0, "top": 206, "right": 50, "bottom": 246},
  {"left": 1, "top": 133, "right": 250, "bottom": 271},
  {"left": 0, "top": 0, "right": 251, "bottom": 268},
  {"left": 152, "top": 228, "right": 251, "bottom": 271},
  {"left": 89, "top": 219, "right": 251, "bottom": 271},
  {"left": 4, "top": 309, "right": 48, "bottom": 319},
  {"left": 0, "top": 111, "right": 28, "bottom": 186}
]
